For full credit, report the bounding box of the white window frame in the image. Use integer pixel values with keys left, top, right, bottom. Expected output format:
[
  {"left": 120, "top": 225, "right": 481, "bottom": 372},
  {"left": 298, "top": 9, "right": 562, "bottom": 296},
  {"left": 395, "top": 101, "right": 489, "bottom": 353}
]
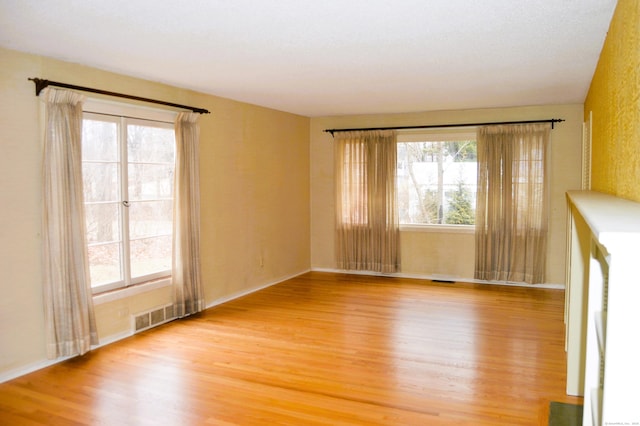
[
  {"left": 82, "top": 99, "right": 177, "bottom": 294},
  {"left": 397, "top": 128, "right": 477, "bottom": 233}
]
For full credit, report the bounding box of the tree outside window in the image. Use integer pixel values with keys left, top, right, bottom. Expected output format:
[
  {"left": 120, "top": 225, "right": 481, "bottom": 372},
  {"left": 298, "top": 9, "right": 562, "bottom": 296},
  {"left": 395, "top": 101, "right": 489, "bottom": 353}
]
[{"left": 397, "top": 136, "right": 477, "bottom": 226}]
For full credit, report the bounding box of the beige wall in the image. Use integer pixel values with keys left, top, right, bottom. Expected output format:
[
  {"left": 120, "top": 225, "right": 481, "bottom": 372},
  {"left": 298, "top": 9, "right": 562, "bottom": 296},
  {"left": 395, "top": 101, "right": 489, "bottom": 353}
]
[
  {"left": 0, "top": 47, "right": 310, "bottom": 378},
  {"left": 585, "top": 0, "right": 640, "bottom": 200},
  {"left": 311, "top": 104, "right": 584, "bottom": 284},
  {"left": 0, "top": 41, "right": 589, "bottom": 380}
]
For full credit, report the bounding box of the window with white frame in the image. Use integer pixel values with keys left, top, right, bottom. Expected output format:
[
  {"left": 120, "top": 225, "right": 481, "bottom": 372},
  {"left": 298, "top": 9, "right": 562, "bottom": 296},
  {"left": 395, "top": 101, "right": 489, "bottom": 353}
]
[
  {"left": 396, "top": 130, "right": 477, "bottom": 226},
  {"left": 81, "top": 103, "right": 176, "bottom": 294}
]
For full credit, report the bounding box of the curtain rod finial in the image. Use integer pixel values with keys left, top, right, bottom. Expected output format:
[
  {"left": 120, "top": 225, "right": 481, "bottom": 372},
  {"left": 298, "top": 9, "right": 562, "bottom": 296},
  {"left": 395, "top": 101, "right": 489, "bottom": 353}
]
[{"left": 28, "top": 78, "right": 49, "bottom": 96}]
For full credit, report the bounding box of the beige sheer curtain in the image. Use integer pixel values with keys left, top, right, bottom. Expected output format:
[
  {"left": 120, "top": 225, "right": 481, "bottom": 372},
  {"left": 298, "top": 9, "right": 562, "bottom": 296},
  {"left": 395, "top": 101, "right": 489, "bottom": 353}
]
[
  {"left": 41, "top": 88, "right": 98, "bottom": 358},
  {"left": 334, "top": 130, "right": 399, "bottom": 273},
  {"left": 173, "top": 112, "right": 205, "bottom": 317},
  {"left": 475, "top": 123, "right": 550, "bottom": 284}
]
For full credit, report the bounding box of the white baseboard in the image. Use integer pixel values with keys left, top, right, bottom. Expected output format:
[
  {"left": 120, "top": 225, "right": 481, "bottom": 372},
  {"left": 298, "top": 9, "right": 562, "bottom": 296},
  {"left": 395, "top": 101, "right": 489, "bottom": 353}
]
[
  {"left": 95, "top": 330, "right": 134, "bottom": 348},
  {"left": 0, "top": 357, "right": 71, "bottom": 384},
  {"left": 310, "top": 267, "right": 564, "bottom": 289},
  {"left": 205, "top": 268, "right": 312, "bottom": 309},
  {"left": 0, "top": 329, "right": 134, "bottom": 384}
]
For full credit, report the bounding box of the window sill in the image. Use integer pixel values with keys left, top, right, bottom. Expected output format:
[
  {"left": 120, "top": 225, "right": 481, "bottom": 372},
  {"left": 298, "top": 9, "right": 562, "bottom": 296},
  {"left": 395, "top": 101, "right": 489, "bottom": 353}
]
[
  {"left": 400, "top": 224, "right": 475, "bottom": 234},
  {"left": 92, "top": 277, "right": 172, "bottom": 305}
]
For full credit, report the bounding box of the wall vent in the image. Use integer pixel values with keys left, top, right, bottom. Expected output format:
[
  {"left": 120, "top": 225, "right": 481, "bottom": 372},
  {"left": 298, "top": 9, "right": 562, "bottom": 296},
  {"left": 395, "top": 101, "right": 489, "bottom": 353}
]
[{"left": 132, "top": 304, "right": 176, "bottom": 334}]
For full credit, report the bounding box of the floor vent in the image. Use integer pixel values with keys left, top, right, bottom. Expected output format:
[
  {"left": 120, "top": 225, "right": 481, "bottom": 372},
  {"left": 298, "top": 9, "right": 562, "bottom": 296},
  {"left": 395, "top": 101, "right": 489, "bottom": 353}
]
[{"left": 133, "top": 304, "right": 175, "bottom": 333}]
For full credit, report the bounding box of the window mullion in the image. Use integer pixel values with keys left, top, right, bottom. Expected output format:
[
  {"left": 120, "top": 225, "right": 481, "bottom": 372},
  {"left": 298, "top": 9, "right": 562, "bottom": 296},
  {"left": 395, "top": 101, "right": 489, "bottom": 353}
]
[{"left": 119, "top": 117, "right": 132, "bottom": 287}]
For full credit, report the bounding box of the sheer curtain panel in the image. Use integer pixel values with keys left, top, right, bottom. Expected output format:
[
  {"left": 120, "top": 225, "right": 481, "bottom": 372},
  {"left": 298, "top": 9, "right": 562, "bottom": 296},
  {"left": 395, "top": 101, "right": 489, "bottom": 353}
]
[
  {"left": 173, "top": 112, "right": 205, "bottom": 317},
  {"left": 41, "top": 88, "right": 98, "bottom": 358},
  {"left": 334, "top": 130, "right": 399, "bottom": 273},
  {"left": 475, "top": 123, "right": 550, "bottom": 284}
]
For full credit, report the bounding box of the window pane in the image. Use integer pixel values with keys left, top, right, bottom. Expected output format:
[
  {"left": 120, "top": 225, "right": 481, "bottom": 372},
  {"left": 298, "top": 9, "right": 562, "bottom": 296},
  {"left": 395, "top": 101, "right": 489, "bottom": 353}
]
[
  {"left": 83, "top": 163, "right": 119, "bottom": 202},
  {"left": 397, "top": 140, "right": 477, "bottom": 225},
  {"left": 82, "top": 114, "right": 175, "bottom": 292},
  {"left": 82, "top": 120, "right": 118, "bottom": 161},
  {"left": 88, "top": 243, "right": 122, "bottom": 286},
  {"left": 128, "top": 200, "right": 173, "bottom": 239},
  {"left": 85, "top": 203, "right": 121, "bottom": 244},
  {"left": 127, "top": 124, "right": 175, "bottom": 163},
  {"left": 130, "top": 235, "right": 172, "bottom": 279},
  {"left": 128, "top": 163, "right": 174, "bottom": 200}
]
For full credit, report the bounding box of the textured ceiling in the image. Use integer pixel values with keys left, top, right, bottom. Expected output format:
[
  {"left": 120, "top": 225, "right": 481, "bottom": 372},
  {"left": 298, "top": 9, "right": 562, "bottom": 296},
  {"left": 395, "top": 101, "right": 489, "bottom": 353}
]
[{"left": 0, "top": 0, "right": 617, "bottom": 117}]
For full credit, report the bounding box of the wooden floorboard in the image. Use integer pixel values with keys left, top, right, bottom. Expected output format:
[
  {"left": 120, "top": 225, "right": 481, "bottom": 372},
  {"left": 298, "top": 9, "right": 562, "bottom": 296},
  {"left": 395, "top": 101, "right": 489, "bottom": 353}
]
[{"left": 0, "top": 272, "right": 582, "bottom": 425}]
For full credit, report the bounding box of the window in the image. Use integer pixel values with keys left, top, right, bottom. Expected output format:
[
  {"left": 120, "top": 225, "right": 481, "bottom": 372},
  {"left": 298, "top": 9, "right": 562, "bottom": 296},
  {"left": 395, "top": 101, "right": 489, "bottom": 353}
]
[
  {"left": 397, "top": 130, "right": 477, "bottom": 226},
  {"left": 82, "top": 109, "right": 175, "bottom": 294}
]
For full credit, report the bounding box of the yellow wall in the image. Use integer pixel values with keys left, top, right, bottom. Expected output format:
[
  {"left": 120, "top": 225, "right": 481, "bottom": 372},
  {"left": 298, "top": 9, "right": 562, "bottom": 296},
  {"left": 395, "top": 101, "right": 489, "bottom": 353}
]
[
  {"left": 585, "top": 0, "right": 640, "bottom": 200},
  {"left": 0, "top": 47, "right": 310, "bottom": 378},
  {"left": 311, "top": 104, "right": 584, "bottom": 285}
]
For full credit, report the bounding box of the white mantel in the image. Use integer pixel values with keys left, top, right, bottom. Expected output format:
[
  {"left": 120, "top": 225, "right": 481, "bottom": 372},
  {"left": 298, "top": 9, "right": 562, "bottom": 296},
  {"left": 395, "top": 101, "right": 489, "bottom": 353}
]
[{"left": 565, "top": 190, "right": 640, "bottom": 425}]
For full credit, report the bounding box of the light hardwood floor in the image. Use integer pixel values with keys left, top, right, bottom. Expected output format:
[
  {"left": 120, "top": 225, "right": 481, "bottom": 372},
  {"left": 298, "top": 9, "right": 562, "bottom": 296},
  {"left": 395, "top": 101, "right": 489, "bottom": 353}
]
[{"left": 0, "top": 272, "right": 582, "bottom": 425}]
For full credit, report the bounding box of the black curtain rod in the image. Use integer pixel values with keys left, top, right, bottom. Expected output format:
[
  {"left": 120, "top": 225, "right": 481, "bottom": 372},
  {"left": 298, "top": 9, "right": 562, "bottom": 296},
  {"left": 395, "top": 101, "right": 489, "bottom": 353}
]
[
  {"left": 28, "top": 78, "right": 210, "bottom": 114},
  {"left": 324, "top": 118, "right": 564, "bottom": 136}
]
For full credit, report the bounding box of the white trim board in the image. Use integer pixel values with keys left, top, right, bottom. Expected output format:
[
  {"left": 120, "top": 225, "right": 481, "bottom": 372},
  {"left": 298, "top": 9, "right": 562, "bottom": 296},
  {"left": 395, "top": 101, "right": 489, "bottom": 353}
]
[
  {"left": 205, "top": 269, "right": 312, "bottom": 310},
  {"left": 0, "top": 330, "right": 132, "bottom": 384},
  {"left": 311, "top": 268, "right": 565, "bottom": 290}
]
